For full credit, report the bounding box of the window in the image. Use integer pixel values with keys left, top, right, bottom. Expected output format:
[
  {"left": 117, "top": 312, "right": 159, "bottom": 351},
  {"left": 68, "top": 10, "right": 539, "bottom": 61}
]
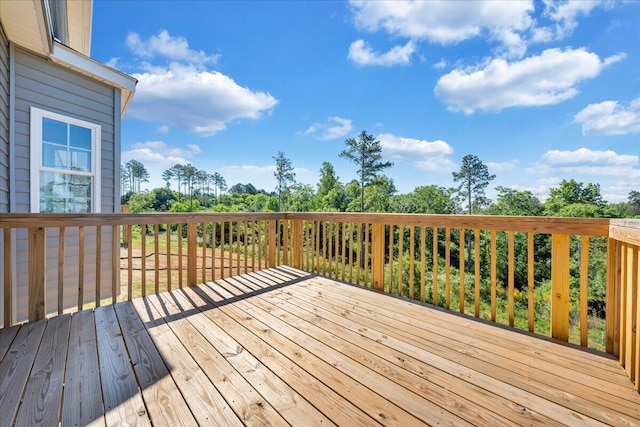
[{"left": 30, "top": 108, "right": 101, "bottom": 213}]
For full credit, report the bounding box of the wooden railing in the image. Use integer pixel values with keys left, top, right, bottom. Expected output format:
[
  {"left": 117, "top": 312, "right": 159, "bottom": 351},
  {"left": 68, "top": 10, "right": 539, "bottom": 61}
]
[
  {"left": 1, "top": 212, "right": 639, "bottom": 388},
  {"left": 0, "top": 213, "right": 282, "bottom": 326}
]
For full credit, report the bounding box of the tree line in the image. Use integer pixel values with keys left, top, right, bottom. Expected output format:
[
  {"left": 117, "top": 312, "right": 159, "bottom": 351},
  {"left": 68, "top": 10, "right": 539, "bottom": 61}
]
[{"left": 122, "top": 131, "right": 640, "bottom": 219}]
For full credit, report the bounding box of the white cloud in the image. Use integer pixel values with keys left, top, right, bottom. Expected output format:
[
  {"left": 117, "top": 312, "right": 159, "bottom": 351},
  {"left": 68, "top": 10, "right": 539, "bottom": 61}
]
[
  {"left": 299, "top": 116, "right": 354, "bottom": 141},
  {"left": 129, "top": 63, "right": 278, "bottom": 137},
  {"left": 573, "top": 97, "right": 640, "bottom": 135},
  {"left": 435, "top": 48, "right": 624, "bottom": 114},
  {"left": 487, "top": 159, "right": 520, "bottom": 173},
  {"left": 540, "top": 148, "right": 637, "bottom": 167},
  {"left": 530, "top": 148, "right": 640, "bottom": 180},
  {"left": 433, "top": 59, "right": 447, "bottom": 70},
  {"left": 543, "top": 0, "right": 608, "bottom": 39},
  {"left": 378, "top": 133, "right": 455, "bottom": 172},
  {"left": 349, "top": 1, "right": 616, "bottom": 59},
  {"left": 105, "top": 57, "right": 119, "bottom": 68},
  {"left": 350, "top": 0, "right": 533, "bottom": 45},
  {"left": 348, "top": 39, "right": 415, "bottom": 66},
  {"left": 126, "top": 30, "right": 220, "bottom": 65},
  {"left": 603, "top": 181, "right": 640, "bottom": 203},
  {"left": 122, "top": 141, "right": 201, "bottom": 166}
]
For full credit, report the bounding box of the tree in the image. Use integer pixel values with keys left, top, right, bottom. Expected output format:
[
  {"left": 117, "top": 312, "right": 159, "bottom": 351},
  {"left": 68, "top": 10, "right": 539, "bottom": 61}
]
[
  {"left": 120, "top": 165, "right": 132, "bottom": 203},
  {"left": 544, "top": 179, "right": 606, "bottom": 217},
  {"left": 452, "top": 154, "right": 495, "bottom": 214},
  {"left": 628, "top": 191, "right": 640, "bottom": 217},
  {"left": 211, "top": 172, "right": 227, "bottom": 201},
  {"left": 316, "top": 161, "right": 347, "bottom": 211},
  {"left": 340, "top": 131, "right": 393, "bottom": 213},
  {"left": 164, "top": 164, "right": 186, "bottom": 202},
  {"left": 124, "top": 160, "right": 149, "bottom": 194},
  {"left": 273, "top": 151, "right": 296, "bottom": 211},
  {"left": 288, "top": 184, "right": 317, "bottom": 212},
  {"left": 487, "top": 187, "right": 543, "bottom": 216},
  {"left": 394, "top": 185, "right": 457, "bottom": 214},
  {"left": 181, "top": 164, "right": 199, "bottom": 209}
]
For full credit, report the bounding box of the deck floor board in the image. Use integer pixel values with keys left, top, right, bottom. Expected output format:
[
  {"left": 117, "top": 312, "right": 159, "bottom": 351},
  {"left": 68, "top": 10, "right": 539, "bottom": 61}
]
[{"left": 0, "top": 267, "right": 639, "bottom": 426}]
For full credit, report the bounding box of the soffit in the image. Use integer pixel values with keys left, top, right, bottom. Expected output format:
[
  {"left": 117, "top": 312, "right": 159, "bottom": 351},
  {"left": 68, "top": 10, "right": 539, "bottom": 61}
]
[{"left": 0, "top": 0, "right": 51, "bottom": 55}]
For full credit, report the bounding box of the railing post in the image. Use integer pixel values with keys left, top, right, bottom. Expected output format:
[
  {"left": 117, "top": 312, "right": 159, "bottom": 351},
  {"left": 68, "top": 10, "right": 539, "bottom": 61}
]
[
  {"left": 371, "top": 223, "right": 385, "bottom": 291},
  {"left": 606, "top": 237, "right": 621, "bottom": 355},
  {"left": 28, "top": 227, "right": 46, "bottom": 322},
  {"left": 268, "top": 220, "right": 277, "bottom": 268},
  {"left": 187, "top": 222, "right": 197, "bottom": 286},
  {"left": 291, "top": 219, "right": 303, "bottom": 268},
  {"left": 623, "top": 244, "right": 638, "bottom": 382},
  {"left": 3, "top": 228, "right": 12, "bottom": 327},
  {"left": 551, "top": 234, "right": 570, "bottom": 341}
]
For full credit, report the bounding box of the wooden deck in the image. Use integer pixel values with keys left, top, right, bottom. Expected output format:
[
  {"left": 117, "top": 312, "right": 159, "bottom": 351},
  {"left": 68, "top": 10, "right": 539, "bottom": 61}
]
[{"left": 0, "top": 267, "right": 639, "bottom": 427}]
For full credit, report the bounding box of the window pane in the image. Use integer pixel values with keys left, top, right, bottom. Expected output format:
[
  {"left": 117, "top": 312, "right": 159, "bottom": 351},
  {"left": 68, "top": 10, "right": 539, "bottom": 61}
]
[
  {"left": 70, "top": 147, "right": 91, "bottom": 172},
  {"left": 42, "top": 118, "right": 67, "bottom": 145},
  {"left": 40, "top": 171, "right": 92, "bottom": 213},
  {"left": 69, "top": 124, "right": 92, "bottom": 150},
  {"left": 42, "top": 142, "right": 68, "bottom": 169}
]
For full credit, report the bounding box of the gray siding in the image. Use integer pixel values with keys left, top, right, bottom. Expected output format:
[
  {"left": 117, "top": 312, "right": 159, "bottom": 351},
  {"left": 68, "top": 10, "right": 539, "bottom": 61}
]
[
  {"left": 0, "top": 24, "right": 9, "bottom": 213},
  {"left": 12, "top": 47, "right": 119, "bottom": 321}
]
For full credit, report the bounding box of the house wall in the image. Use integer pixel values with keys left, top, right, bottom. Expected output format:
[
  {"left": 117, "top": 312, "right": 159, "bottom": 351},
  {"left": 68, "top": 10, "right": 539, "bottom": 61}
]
[{"left": 12, "top": 46, "right": 119, "bottom": 321}]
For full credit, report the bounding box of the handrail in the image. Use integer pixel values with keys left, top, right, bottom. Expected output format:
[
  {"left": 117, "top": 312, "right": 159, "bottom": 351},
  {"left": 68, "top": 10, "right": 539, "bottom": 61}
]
[
  {"left": 0, "top": 212, "right": 283, "bottom": 228},
  {"left": 285, "top": 212, "right": 610, "bottom": 235}
]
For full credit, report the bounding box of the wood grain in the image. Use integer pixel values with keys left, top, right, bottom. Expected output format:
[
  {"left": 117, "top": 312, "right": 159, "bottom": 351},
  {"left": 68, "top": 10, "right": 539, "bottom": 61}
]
[
  {"left": 114, "top": 302, "right": 197, "bottom": 427},
  {"left": 551, "top": 234, "right": 570, "bottom": 341},
  {"left": 62, "top": 309, "right": 105, "bottom": 427},
  {"left": 16, "top": 315, "right": 71, "bottom": 426},
  {"left": 0, "top": 319, "right": 47, "bottom": 424},
  {"left": 95, "top": 305, "right": 150, "bottom": 426}
]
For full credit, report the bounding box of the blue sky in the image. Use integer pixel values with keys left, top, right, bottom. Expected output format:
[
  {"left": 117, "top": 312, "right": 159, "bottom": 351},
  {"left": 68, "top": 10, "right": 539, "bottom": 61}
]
[{"left": 92, "top": 0, "right": 640, "bottom": 202}]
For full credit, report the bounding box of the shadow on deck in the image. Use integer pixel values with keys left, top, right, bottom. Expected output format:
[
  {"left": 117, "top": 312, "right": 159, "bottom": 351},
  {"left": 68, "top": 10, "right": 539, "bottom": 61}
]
[{"left": 0, "top": 267, "right": 638, "bottom": 426}]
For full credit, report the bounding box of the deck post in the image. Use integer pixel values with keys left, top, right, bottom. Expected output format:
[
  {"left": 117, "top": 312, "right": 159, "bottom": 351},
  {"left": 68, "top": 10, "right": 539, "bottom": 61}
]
[
  {"left": 551, "top": 234, "right": 570, "bottom": 341},
  {"left": 28, "top": 227, "right": 46, "bottom": 322},
  {"left": 4, "top": 228, "right": 12, "bottom": 326},
  {"left": 606, "top": 237, "right": 621, "bottom": 355},
  {"left": 187, "top": 222, "right": 197, "bottom": 286},
  {"left": 291, "top": 219, "right": 303, "bottom": 269},
  {"left": 268, "top": 220, "right": 277, "bottom": 268},
  {"left": 371, "top": 223, "right": 385, "bottom": 291}
]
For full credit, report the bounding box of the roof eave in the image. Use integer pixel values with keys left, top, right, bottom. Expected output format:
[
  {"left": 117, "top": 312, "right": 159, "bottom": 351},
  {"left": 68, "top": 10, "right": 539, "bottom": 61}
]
[{"left": 50, "top": 42, "right": 137, "bottom": 117}]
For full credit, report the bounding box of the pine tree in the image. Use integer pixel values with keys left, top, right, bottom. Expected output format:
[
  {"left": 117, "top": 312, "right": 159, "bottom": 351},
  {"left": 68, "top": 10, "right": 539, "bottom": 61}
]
[
  {"left": 339, "top": 131, "right": 393, "bottom": 213},
  {"left": 273, "top": 151, "right": 296, "bottom": 211}
]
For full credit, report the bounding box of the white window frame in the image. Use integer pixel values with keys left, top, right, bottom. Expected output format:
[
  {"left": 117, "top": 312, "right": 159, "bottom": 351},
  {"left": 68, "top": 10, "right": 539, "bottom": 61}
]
[{"left": 30, "top": 107, "right": 101, "bottom": 213}]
